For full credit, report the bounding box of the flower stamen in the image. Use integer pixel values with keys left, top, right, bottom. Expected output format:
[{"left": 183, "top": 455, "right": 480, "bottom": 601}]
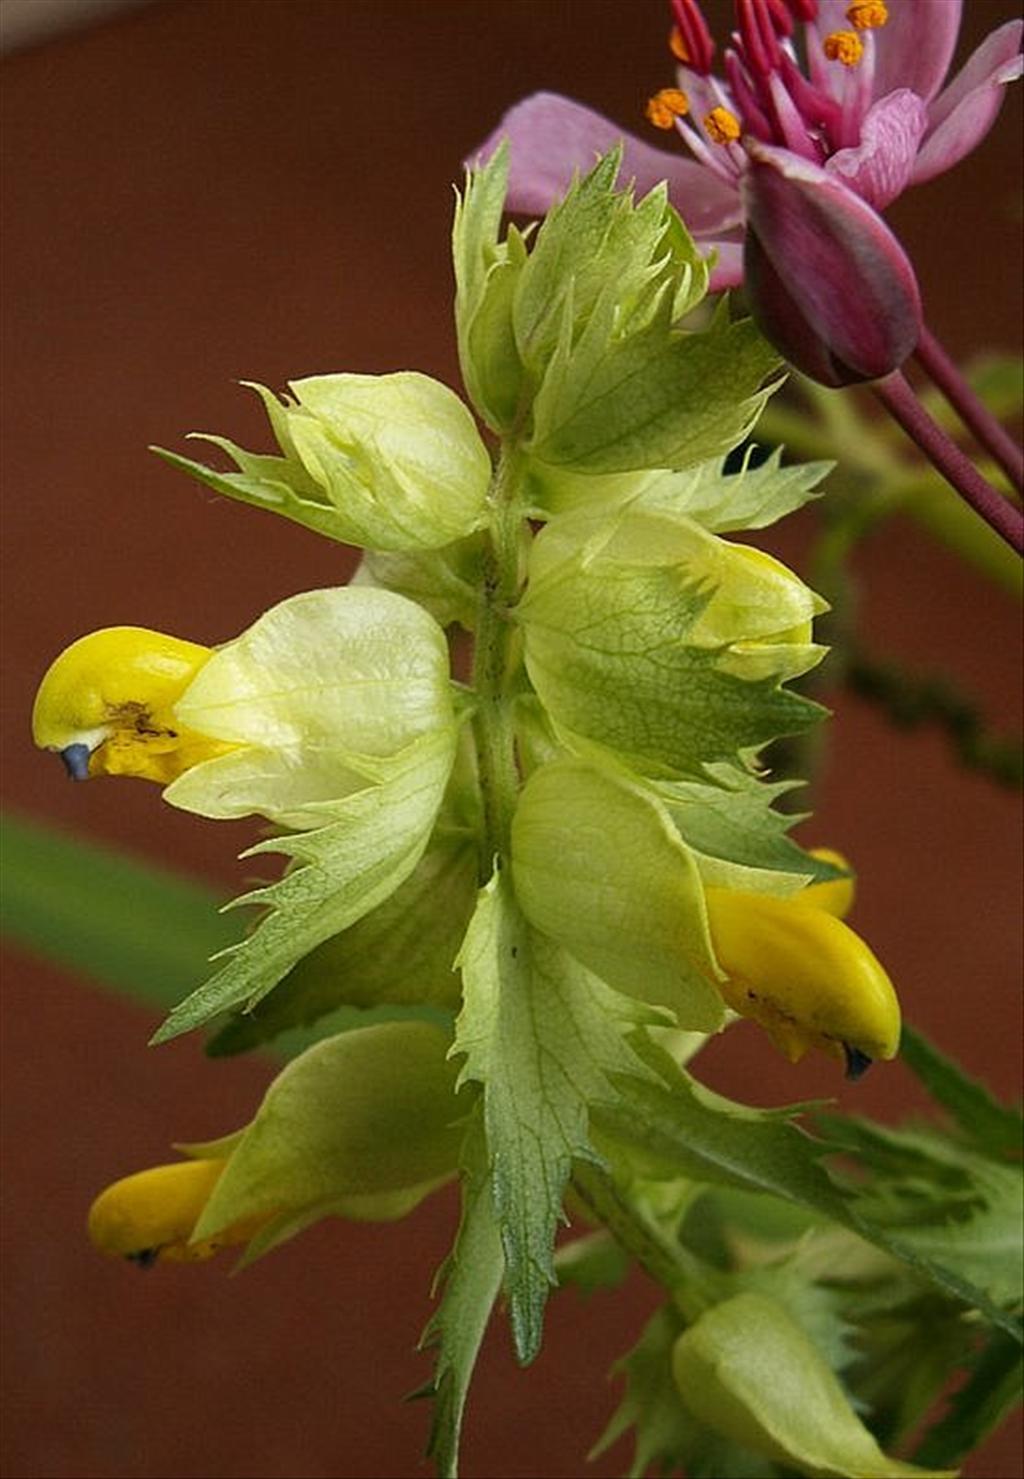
[
  {"left": 670, "top": 0, "right": 716, "bottom": 75},
  {"left": 704, "top": 105, "right": 743, "bottom": 144},
  {"left": 847, "top": 1, "right": 888, "bottom": 30},
  {"left": 669, "top": 26, "right": 690, "bottom": 63},
  {"left": 646, "top": 87, "right": 691, "bottom": 129},
  {"left": 823, "top": 30, "right": 865, "bottom": 67}
]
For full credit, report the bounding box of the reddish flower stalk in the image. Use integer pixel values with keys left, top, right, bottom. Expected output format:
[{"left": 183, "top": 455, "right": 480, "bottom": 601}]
[
  {"left": 874, "top": 371, "right": 1024, "bottom": 554},
  {"left": 913, "top": 327, "right": 1024, "bottom": 495}
]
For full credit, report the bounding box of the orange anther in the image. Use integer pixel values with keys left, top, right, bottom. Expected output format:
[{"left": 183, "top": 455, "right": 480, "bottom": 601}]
[
  {"left": 823, "top": 29, "right": 865, "bottom": 66},
  {"left": 847, "top": 1, "right": 888, "bottom": 30},
  {"left": 703, "top": 106, "right": 742, "bottom": 145},
  {"left": 645, "top": 87, "right": 690, "bottom": 130},
  {"left": 669, "top": 25, "right": 690, "bottom": 64}
]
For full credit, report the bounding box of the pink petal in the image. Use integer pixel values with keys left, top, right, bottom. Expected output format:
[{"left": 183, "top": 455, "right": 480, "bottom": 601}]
[
  {"left": 705, "top": 239, "right": 744, "bottom": 292},
  {"left": 741, "top": 141, "right": 921, "bottom": 385},
  {"left": 468, "top": 91, "right": 743, "bottom": 236},
  {"left": 912, "top": 20, "right": 1023, "bottom": 184},
  {"left": 825, "top": 89, "right": 927, "bottom": 209},
  {"left": 868, "top": 0, "right": 963, "bottom": 105}
]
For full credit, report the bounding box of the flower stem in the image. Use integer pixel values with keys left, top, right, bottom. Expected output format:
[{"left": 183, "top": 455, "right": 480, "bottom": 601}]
[
  {"left": 570, "top": 1161, "right": 706, "bottom": 1320},
  {"left": 914, "top": 327, "right": 1023, "bottom": 495},
  {"left": 470, "top": 443, "right": 525, "bottom": 870},
  {"left": 873, "top": 371, "right": 1024, "bottom": 555}
]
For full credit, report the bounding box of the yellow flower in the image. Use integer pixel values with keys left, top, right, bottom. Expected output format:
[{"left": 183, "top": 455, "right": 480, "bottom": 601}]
[
  {"left": 87, "top": 1159, "right": 270, "bottom": 1266},
  {"left": 705, "top": 850, "right": 900, "bottom": 1077},
  {"left": 32, "top": 627, "right": 233, "bottom": 784}
]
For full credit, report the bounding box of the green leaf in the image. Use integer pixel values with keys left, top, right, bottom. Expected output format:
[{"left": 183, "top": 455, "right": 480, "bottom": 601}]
[
  {"left": 513, "top": 151, "right": 706, "bottom": 377},
  {"left": 915, "top": 1328, "right": 1023, "bottom": 1470},
  {"left": 637, "top": 448, "right": 832, "bottom": 534},
  {"left": 1, "top": 809, "right": 233, "bottom": 1010},
  {"left": 207, "top": 829, "right": 476, "bottom": 1056},
  {"left": 845, "top": 1288, "right": 977, "bottom": 1450},
  {"left": 599, "top": 1066, "right": 1021, "bottom": 1335},
  {"left": 595, "top": 1066, "right": 848, "bottom": 1221},
  {"left": 151, "top": 727, "right": 456, "bottom": 1043},
  {"left": 510, "top": 758, "right": 725, "bottom": 1026},
  {"left": 453, "top": 144, "right": 530, "bottom": 432},
  {"left": 518, "top": 506, "right": 826, "bottom": 777},
  {"left": 152, "top": 443, "right": 348, "bottom": 544},
  {"left": 527, "top": 302, "right": 780, "bottom": 475},
  {"left": 818, "top": 1114, "right": 1024, "bottom": 1314},
  {"left": 454, "top": 869, "right": 657, "bottom": 1364},
  {"left": 671, "top": 1291, "right": 955, "bottom": 1477},
  {"left": 423, "top": 1113, "right": 506, "bottom": 1479},
  {"left": 898, "top": 1024, "right": 1023, "bottom": 1160},
  {"left": 524, "top": 447, "right": 830, "bottom": 529},
  {"left": 193, "top": 1020, "right": 466, "bottom": 1242},
  {"left": 653, "top": 762, "right": 843, "bottom": 895}
]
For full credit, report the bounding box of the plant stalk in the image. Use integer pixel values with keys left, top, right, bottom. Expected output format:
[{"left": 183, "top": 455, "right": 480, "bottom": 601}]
[
  {"left": 873, "top": 371, "right": 1024, "bottom": 555},
  {"left": 571, "top": 1161, "right": 706, "bottom": 1320},
  {"left": 470, "top": 443, "right": 525, "bottom": 868},
  {"left": 914, "top": 327, "right": 1023, "bottom": 495}
]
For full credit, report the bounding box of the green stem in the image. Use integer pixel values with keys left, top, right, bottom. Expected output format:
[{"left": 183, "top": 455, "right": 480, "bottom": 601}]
[
  {"left": 571, "top": 1161, "right": 706, "bottom": 1321},
  {"left": 471, "top": 442, "right": 526, "bottom": 870}
]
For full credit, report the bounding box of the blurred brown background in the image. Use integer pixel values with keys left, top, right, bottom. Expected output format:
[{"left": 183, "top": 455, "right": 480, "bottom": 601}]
[{"left": 2, "top": 2, "right": 1021, "bottom": 1476}]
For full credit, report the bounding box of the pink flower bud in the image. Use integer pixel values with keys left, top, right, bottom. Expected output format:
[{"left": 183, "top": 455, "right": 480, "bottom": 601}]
[{"left": 740, "top": 141, "right": 921, "bottom": 386}]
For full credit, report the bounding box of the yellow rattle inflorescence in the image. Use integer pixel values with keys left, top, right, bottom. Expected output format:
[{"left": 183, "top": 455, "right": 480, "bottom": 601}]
[
  {"left": 32, "top": 626, "right": 234, "bottom": 784},
  {"left": 87, "top": 1159, "right": 267, "bottom": 1266},
  {"left": 705, "top": 849, "right": 900, "bottom": 1078}
]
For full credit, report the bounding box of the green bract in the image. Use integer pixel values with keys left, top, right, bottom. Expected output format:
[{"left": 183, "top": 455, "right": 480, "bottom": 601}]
[
  {"left": 155, "top": 372, "right": 491, "bottom": 551},
  {"left": 59, "top": 146, "right": 1008, "bottom": 1479},
  {"left": 518, "top": 505, "right": 826, "bottom": 776},
  {"left": 192, "top": 1021, "right": 467, "bottom": 1259},
  {"left": 166, "top": 586, "right": 456, "bottom": 828},
  {"left": 510, "top": 759, "right": 725, "bottom": 1025},
  {"left": 671, "top": 1293, "right": 955, "bottom": 1478}
]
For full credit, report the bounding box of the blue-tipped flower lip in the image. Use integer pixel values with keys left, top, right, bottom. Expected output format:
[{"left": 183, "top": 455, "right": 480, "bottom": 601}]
[{"left": 59, "top": 742, "right": 93, "bottom": 781}]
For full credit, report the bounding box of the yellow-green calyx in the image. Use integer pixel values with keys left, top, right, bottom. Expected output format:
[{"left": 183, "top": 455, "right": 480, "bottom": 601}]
[
  {"left": 31, "top": 627, "right": 234, "bottom": 783},
  {"left": 87, "top": 1159, "right": 270, "bottom": 1266},
  {"left": 705, "top": 850, "right": 900, "bottom": 1077}
]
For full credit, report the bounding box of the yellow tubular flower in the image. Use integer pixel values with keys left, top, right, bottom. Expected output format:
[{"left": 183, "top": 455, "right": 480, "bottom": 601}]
[
  {"left": 87, "top": 1159, "right": 269, "bottom": 1266},
  {"left": 802, "top": 846, "right": 856, "bottom": 919},
  {"left": 704, "top": 858, "right": 900, "bottom": 1078},
  {"left": 32, "top": 627, "right": 235, "bottom": 783}
]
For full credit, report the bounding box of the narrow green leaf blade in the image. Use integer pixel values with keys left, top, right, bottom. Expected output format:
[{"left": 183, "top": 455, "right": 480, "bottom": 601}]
[
  {"left": 423, "top": 1114, "right": 505, "bottom": 1479},
  {"left": 899, "top": 1024, "right": 1023, "bottom": 1160},
  {"left": 1, "top": 810, "right": 233, "bottom": 1009},
  {"left": 915, "top": 1329, "right": 1023, "bottom": 1470}
]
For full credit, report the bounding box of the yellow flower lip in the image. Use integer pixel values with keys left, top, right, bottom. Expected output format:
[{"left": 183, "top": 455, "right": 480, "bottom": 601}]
[
  {"left": 88, "top": 1158, "right": 268, "bottom": 1266},
  {"left": 704, "top": 852, "right": 901, "bottom": 1075},
  {"left": 32, "top": 626, "right": 232, "bottom": 785}
]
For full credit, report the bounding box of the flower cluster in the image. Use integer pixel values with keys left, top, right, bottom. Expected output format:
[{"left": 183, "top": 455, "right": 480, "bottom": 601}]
[
  {"left": 33, "top": 149, "right": 931, "bottom": 1478},
  {"left": 476, "top": 0, "right": 1021, "bottom": 384}
]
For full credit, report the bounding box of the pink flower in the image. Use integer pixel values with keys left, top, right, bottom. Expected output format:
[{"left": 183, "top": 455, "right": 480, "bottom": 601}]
[{"left": 474, "top": 0, "right": 1022, "bottom": 295}]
